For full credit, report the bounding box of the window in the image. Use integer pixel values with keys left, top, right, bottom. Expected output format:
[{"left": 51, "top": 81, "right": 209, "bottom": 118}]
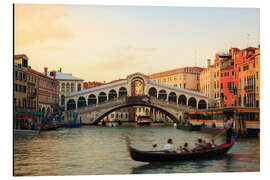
[
  {"left": 184, "top": 83, "right": 186, "bottom": 89},
  {"left": 221, "top": 83, "right": 223, "bottom": 89},
  {"left": 232, "top": 71, "right": 234, "bottom": 76},
  {"left": 116, "top": 114, "right": 118, "bottom": 119},
  {"left": 256, "top": 72, "right": 258, "bottom": 80}
]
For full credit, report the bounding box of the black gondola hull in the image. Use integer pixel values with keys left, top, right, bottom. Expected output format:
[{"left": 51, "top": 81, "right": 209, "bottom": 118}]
[{"left": 128, "top": 141, "right": 234, "bottom": 163}]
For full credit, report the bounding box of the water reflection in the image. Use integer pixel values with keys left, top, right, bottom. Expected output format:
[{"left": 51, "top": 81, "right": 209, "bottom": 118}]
[{"left": 14, "top": 126, "right": 260, "bottom": 176}]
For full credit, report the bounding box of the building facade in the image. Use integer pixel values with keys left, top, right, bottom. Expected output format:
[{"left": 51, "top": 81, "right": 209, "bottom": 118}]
[
  {"left": 46, "top": 68, "right": 84, "bottom": 107},
  {"left": 28, "top": 68, "right": 60, "bottom": 114},
  {"left": 14, "top": 55, "right": 29, "bottom": 113},
  {"left": 149, "top": 67, "right": 204, "bottom": 92},
  {"left": 255, "top": 47, "right": 260, "bottom": 107},
  {"left": 200, "top": 59, "right": 215, "bottom": 107}
]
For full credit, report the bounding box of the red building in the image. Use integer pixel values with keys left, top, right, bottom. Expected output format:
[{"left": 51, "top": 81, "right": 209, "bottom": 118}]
[
  {"left": 218, "top": 46, "right": 258, "bottom": 107},
  {"left": 28, "top": 67, "right": 60, "bottom": 114},
  {"left": 220, "top": 65, "right": 237, "bottom": 107}
]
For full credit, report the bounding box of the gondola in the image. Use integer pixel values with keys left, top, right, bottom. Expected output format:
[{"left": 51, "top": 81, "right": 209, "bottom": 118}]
[{"left": 125, "top": 136, "right": 235, "bottom": 163}]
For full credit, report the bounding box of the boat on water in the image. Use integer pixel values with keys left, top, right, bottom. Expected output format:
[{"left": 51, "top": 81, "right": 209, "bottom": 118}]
[
  {"left": 14, "top": 129, "right": 40, "bottom": 135},
  {"left": 125, "top": 136, "right": 235, "bottom": 163},
  {"left": 136, "top": 116, "right": 152, "bottom": 126}
]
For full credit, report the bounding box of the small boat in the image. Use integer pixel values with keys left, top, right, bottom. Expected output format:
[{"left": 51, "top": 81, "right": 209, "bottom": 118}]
[
  {"left": 125, "top": 136, "right": 235, "bottom": 163},
  {"left": 136, "top": 116, "right": 152, "bottom": 126},
  {"left": 14, "top": 129, "right": 40, "bottom": 135}
]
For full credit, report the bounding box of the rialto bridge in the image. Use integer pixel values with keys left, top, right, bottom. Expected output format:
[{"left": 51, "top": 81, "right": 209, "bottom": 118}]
[{"left": 65, "top": 73, "right": 208, "bottom": 125}]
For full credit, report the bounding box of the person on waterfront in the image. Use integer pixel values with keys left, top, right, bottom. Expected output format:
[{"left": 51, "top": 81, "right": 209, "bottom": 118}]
[
  {"left": 164, "top": 138, "right": 176, "bottom": 152},
  {"left": 183, "top": 142, "right": 192, "bottom": 152},
  {"left": 224, "top": 116, "right": 233, "bottom": 144}
]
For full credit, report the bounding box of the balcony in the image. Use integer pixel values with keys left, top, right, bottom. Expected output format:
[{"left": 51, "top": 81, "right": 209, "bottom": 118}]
[
  {"left": 244, "top": 86, "right": 255, "bottom": 92},
  {"left": 27, "top": 92, "right": 37, "bottom": 99}
]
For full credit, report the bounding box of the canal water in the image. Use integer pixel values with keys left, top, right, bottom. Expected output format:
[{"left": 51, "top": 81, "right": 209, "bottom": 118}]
[{"left": 14, "top": 126, "right": 260, "bottom": 176}]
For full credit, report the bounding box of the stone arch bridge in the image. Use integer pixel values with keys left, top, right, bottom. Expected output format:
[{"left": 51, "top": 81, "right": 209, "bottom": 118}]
[{"left": 65, "top": 72, "right": 208, "bottom": 125}]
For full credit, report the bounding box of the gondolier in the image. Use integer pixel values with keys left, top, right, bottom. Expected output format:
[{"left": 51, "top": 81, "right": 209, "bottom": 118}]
[{"left": 224, "top": 116, "right": 233, "bottom": 144}]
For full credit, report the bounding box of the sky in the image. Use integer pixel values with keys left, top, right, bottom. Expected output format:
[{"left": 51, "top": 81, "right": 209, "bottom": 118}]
[{"left": 14, "top": 4, "right": 260, "bottom": 82}]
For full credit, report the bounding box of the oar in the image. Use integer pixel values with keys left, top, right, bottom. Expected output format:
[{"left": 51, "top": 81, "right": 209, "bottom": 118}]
[{"left": 213, "top": 129, "right": 226, "bottom": 139}]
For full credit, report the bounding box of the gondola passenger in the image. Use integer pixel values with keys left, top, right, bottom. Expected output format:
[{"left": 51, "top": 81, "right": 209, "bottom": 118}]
[
  {"left": 183, "top": 143, "right": 192, "bottom": 152},
  {"left": 164, "top": 138, "right": 176, "bottom": 152},
  {"left": 194, "top": 138, "right": 207, "bottom": 151}
]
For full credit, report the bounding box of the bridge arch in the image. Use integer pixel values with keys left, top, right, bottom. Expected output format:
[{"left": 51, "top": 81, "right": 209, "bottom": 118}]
[
  {"left": 108, "top": 89, "right": 117, "bottom": 100},
  {"left": 98, "top": 92, "right": 107, "bottom": 104},
  {"left": 88, "top": 94, "right": 97, "bottom": 106},
  {"left": 119, "top": 87, "right": 127, "bottom": 97},
  {"left": 198, "top": 99, "right": 207, "bottom": 109},
  {"left": 158, "top": 89, "right": 167, "bottom": 100},
  {"left": 92, "top": 103, "right": 179, "bottom": 125},
  {"left": 78, "top": 96, "right": 87, "bottom": 109},
  {"left": 188, "top": 97, "right": 197, "bottom": 108},
  {"left": 67, "top": 99, "right": 76, "bottom": 110},
  {"left": 168, "top": 92, "right": 177, "bottom": 103},
  {"left": 148, "top": 87, "right": 157, "bottom": 97},
  {"left": 178, "top": 95, "right": 187, "bottom": 105}
]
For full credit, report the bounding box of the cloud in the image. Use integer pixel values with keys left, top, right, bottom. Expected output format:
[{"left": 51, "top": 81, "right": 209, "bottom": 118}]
[
  {"left": 134, "top": 47, "right": 157, "bottom": 52},
  {"left": 95, "top": 55, "right": 136, "bottom": 70},
  {"left": 120, "top": 45, "right": 157, "bottom": 52},
  {"left": 14, "top": 4, "right": 74, "bottom": 46}
]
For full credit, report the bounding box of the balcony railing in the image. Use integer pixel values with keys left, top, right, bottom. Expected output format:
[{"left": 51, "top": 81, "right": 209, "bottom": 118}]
[
  {"left": 244, "top": 86, "right": 255, "bottom": 92},
  {"left": 27, "top": 92, "right": 37, "bottom": 99}
]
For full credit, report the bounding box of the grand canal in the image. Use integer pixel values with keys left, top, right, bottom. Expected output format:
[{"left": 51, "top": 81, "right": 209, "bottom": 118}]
[{"left": 14, "top": 126, "right": 260, "bottom": 176}]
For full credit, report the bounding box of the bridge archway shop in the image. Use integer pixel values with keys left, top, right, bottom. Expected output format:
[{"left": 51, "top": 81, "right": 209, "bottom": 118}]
[{"left": 91, "top": 103, "right": 179, "bottom": 125}]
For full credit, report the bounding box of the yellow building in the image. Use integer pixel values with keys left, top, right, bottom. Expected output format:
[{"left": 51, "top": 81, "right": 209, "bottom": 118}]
[
  {"left": 149, "top": 67, "right": 204, "bottom": 92},
  {"left": 200, "top": 59, "right": 215, "bottom": 107},
  {"left": 14, "top": 55, "right": 30, "bottom": 129}
]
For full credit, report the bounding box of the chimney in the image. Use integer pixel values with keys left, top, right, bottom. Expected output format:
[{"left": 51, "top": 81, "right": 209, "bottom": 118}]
[
  {"left": 58, "top": 67, "right": 62, "bottom": 72},
  {"left": 53, "top": 71, "right": 56, "bottom": 80},
  {"left": 44, "top": 67, "right": 48, "bottom": 76},
  {"left": 207, "top": 59, "right": 211, "bottom": 68}
]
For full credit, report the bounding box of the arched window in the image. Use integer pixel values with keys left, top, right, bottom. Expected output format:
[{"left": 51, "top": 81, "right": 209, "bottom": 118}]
[
  {"left": 168, "top": 92, "right": 177, "bottom": 103},
  {"left": 148, "top": 87, "right": 157, "bottom": 97},
  {"left": 61, "top": 83, "right": 65, "bottom": 92},
  {"left": 108, "top": 89, "right": 117, "bottom": 100},
  {"left": 78, "top": 96, "right": 86, "bottom": 109},
  {"left": 67, "top": 99, "right": 76, "bottom": 110},
  {"left": 88, "top": 94, "right": 97, "bottom": 106},
  {"left": 158, "top": 89, "right": 167, "bottom": 100},
  {"left": 178, "top": 95, "right": 187, "bottom": 105},
  {"left": 71, "top": 83, "right": 75, "bottom": 92},
  {"left": 77, "top": 83, "right": 82, "bottom": 91},
  {"left": 198, "top": 100, "right": 207, "bottom": 109},
  {"left": 66, "top": 83, "right": 70, "bottom": 92},
  {"left": 188, "top": 97, "right": 197, "bottom": 108},
  {"left": 119, "top": 87, "right": 127, "bottom": 97},
  {"left": 98, "top": 92, "right": 107, "bottom": 104}
]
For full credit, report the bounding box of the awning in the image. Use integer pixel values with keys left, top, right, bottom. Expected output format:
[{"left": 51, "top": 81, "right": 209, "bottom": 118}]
[
  {"left": 14, "top": 110, "right": 43, "bottom": 117},
  {"left": 52, "top": 105, "right": 64, "bottom": 110}
]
